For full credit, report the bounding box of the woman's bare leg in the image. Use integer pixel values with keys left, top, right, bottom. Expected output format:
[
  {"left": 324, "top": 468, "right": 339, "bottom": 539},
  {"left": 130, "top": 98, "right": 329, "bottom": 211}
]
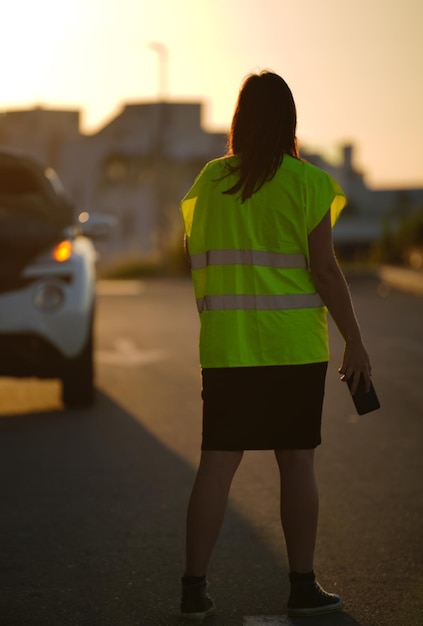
[
  {"left": 184, "top": 450, "right": 243, "bottom": 577},
  {"left": 274, "top": 449, "right": 319, "bottom": 573}
]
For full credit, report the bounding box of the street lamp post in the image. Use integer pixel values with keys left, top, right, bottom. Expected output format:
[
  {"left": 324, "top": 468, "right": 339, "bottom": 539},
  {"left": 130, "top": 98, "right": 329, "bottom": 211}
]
[{"left": 147, "top": 42, "right": 169, "bottom": 101}]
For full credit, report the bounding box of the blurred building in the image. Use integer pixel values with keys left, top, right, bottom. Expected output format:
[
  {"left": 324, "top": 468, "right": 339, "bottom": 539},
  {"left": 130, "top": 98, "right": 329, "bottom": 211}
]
[
  {"left": 1, "top": 103, "right": 423, "bottom": 262},
  {"left": 302, "top": 145, "right": 423, "bottom": 257},
  {"left": 0, "top": 107, "right": 80, "bottom": 169},
  {"left": 0, "top": 102, "right": 226, "bottom": 264}
]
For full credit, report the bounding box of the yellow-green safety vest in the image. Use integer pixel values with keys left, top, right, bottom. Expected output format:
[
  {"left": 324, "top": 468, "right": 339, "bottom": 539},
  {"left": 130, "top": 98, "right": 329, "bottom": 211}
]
[{"left": 180, "top": 154, "right": 346, "bottom": 368}]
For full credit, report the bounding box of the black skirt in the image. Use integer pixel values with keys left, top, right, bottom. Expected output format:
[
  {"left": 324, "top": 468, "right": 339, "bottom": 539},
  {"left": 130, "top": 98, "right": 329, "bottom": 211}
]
[{"left": 201, "top": 362, "right": 328, "bottom": 451}]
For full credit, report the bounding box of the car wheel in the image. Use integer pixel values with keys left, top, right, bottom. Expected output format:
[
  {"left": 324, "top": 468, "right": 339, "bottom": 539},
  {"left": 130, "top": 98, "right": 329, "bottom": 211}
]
[{"left": 61, "top": 323, "right": 95, "bottom": 408}]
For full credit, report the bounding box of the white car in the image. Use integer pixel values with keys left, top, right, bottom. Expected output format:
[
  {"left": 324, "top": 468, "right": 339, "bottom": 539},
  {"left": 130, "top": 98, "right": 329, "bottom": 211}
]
[{"left": 0, "top": 150, "right": 112, "bottom": 408}]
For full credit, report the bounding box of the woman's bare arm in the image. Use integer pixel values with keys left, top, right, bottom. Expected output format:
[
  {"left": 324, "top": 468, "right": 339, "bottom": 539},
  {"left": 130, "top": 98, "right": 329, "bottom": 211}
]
[{"left": 308, "top": 210, "right": 372, "bottom": 394}]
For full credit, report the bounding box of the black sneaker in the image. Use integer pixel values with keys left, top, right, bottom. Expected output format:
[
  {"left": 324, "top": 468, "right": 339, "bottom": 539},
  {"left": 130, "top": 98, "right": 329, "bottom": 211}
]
[
  {"left": 287, "top": 578, "right": 343, "bottom": 617},
  {"left": 180, "top": 576, "right": 216, "bottom": 621}
]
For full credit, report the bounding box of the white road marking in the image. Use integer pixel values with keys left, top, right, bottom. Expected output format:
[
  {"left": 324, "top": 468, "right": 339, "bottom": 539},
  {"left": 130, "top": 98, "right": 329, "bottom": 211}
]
[
  {"left": 243, "top": 618, "right": 291, "bottom": 625},
  {"left": 96, "top": 280, "right": 145, "bottom": 296},
  {"left": 96, "top": 338, "right": 165, "bottom": 367}
]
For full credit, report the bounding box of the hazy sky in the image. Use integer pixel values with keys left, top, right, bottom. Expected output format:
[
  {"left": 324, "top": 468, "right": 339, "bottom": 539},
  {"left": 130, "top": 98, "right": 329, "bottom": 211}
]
[{"left": 2, "top": 0, "right": 423, "bottom": 188}]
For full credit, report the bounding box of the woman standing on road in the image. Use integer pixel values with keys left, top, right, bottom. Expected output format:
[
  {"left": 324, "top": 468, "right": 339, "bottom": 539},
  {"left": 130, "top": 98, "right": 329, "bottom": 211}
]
[{"left": 179, "top": 70, "right": 372, "bottom": 620}]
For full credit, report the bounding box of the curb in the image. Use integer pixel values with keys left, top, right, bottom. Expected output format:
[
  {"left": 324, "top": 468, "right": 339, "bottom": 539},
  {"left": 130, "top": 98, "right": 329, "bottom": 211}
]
[
  {"left": 342, "top": 265, "right": 423, "bottom": 297},
  {"left": 377, "top": 266, "right": 423, "bottom": 296},
  {"left": 96, "top": 267, "right": 423, "bottom": 298}
]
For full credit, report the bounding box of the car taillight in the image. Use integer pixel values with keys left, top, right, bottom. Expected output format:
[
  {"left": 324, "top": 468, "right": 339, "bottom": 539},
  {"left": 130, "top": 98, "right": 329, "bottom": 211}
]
[{"left": 53, "top": 240, "right": 73, "bottom": 262}]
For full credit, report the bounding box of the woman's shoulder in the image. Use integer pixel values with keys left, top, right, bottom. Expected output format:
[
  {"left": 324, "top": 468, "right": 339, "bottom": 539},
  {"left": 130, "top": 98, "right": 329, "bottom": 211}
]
[
  {"left": 195, "top": 156, "right": 238, "bottom": 186},
  {"left": 205, "top": 155, "right": 237, "bottom": 173},
  {"left": 277, "top": 157, "right": 344, "bottom": 206},
  {"left": 281, "top": 155, "right": 328, "bottom": 181}
]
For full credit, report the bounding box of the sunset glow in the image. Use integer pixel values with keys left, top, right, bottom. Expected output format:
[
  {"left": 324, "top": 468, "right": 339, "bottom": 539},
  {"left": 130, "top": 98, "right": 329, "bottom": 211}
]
[{"left": 2, "top": 0, "right": 423, "bottom": 188}]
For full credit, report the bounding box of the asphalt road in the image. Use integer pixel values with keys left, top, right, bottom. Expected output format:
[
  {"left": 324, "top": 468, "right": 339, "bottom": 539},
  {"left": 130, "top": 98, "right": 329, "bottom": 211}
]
[{"left": 0, "top": 276, "right": 422, "bottom": 626}]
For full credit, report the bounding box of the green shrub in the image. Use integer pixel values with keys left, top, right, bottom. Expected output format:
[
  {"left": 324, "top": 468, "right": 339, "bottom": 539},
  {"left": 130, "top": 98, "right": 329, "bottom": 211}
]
[{"left": 371, "top": 206, "right": 423, "bottom": 266}]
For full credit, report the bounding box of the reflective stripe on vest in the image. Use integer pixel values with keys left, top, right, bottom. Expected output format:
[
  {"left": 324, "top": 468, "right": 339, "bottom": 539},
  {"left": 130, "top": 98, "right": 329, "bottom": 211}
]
[
  {"left": 191, "top": 249, "right": 321, "bottom": 313},
  {"left": 197, "top": 292, "right": 323, "bottom": 313},
  {"left": 190, "top": 249, "right": 308, "bottom": 271}
]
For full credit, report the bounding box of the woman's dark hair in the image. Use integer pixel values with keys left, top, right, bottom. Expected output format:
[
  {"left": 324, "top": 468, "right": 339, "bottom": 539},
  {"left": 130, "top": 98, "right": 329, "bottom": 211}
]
[{"left": 223, "top": 70, "right": 299, "bottom": 202}]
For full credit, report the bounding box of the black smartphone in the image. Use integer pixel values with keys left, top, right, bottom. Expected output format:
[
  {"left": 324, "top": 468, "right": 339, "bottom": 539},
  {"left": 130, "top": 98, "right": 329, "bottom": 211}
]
[{"left": 346, "top": 375, "right": 381, "bottom": 415}]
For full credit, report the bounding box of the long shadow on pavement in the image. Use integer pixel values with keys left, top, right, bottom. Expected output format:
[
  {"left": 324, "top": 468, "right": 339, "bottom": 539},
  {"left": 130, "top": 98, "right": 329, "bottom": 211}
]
[{"left": 0, "top": 390, "right": 361, "bottom": 626}]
